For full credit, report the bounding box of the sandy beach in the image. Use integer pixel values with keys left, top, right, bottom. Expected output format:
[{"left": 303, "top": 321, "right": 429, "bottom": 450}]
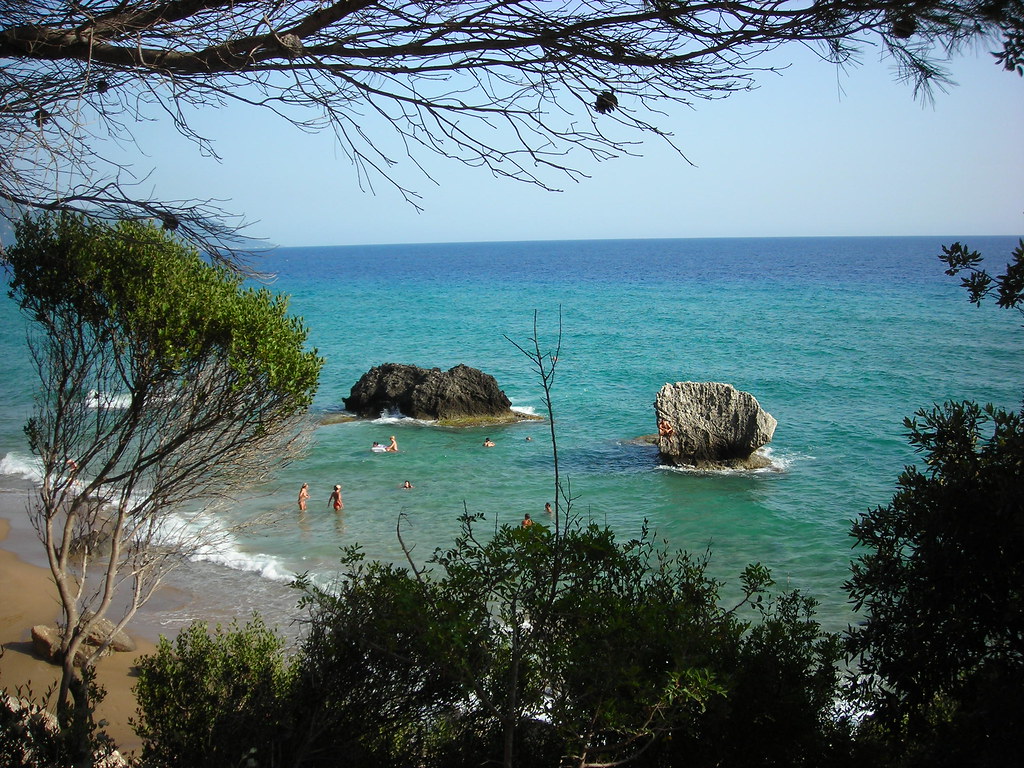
[
  {"left": 0, "top": 482, "right": 307, "bottom": 757},
  {"left": 0, "top": 490, "right": 158, "bottom": 756}
]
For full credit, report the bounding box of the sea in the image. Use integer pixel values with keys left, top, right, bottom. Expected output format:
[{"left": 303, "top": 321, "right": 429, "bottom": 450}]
[{"left": 2, "top": 236, "right": 1022, "bottom": 640}]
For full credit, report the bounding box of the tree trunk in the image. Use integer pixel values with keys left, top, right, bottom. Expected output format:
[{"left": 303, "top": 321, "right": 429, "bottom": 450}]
[{"left": 61, "top": 661, "right": 93, "bottom": 767}]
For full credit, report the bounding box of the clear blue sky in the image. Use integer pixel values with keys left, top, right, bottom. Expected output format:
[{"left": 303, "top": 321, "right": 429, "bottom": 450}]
[{"left": 126, "top": 45, "right": 1023, "bottom": 247}]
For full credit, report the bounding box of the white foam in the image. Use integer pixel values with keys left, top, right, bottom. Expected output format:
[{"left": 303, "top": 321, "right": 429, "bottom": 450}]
[
  {"left": 756, "top": 447, "right": 795, "bottom": 472},
  {"left": 658, "top": 447, "right": 795, "bottom": 476},
  {"left": 357, "top": 404, "right": 540, "bottom": 425},
  {"left": 0, "top": 455, "right": 297, "bottom": 586},
  {"left": 191, "top": 543, "right": 295, "bottom": 583},
  {"left": 370, "top": 410, "right": 433, "bottom": 426},
  {"left": 85, "top": 390, "right": 132, "bottom": 409},
  {"left": 147, "top": 506, "right": 297, "bottom": 583},
  {"left": 0, "top": 452, "right": 43, "bottom": 483}
]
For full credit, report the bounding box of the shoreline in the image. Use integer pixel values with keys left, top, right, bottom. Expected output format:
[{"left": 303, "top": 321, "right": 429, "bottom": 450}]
[
  {"left": 0, "top": 504, "right": 155, "bottom": 755},
  {"left": 0, "top": 487, "right": 304, "bottom": 757}
]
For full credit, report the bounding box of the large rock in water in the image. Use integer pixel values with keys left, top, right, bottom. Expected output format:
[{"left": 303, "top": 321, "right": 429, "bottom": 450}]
[
  {"left": 654, "top": 382, "right": 777, "bottom": 469},
  {"left": 344, "top": 363, "right": 518, "bottom": 423}
]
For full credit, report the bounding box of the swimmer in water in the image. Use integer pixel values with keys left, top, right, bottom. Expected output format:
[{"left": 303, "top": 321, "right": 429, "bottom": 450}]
[{"left": 329, "top": 484, "right": 343, "bottom": 511}]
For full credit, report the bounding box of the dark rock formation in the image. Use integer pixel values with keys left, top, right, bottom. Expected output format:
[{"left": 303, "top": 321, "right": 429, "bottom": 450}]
[
  {"left": 654, "top": 382, "right": 777, "bottom": 469},
  {"left": 344, "top": 363, "right": 520, "bottom": 424}
]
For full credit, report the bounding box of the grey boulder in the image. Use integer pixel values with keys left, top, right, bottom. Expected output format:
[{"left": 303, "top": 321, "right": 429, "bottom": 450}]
[{"left": 654, "top": 382, "right": 777, "bottom": 469}]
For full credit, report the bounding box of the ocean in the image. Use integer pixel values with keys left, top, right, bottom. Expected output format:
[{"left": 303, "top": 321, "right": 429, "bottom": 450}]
[{"left": 2, "top": 236, "right": 1022, "bottom": 638}]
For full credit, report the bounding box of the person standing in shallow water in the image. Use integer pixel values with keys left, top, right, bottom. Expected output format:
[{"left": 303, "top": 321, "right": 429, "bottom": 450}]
[
  {"left": 329, "top": 484, "right": 343, "bottom": 511},
  {"left": 298, "top": 483, "right": 310, "bottom": 511},
  {"left": 521, "top": 513, "right": 533, "bottom": 528}
]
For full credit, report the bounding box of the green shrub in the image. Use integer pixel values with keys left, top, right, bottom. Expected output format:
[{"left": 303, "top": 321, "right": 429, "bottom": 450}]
[
  {"left": 131, "top": 615, "right": 293, "bottom": 768},
  {"left": 292, "top": 520, "right": 847, "bottom": 768}
]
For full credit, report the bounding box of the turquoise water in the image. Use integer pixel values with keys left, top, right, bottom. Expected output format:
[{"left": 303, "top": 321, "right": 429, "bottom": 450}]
[{"left": 2, "top": 236, "right": 1022, "bottom": 634}]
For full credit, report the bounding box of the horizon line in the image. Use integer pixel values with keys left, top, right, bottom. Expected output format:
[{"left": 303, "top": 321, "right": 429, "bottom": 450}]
[{"left": 273, "top": 232, "right": 1024, "bottom": 250}]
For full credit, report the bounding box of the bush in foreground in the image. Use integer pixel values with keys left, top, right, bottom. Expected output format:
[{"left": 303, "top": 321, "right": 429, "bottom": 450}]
[
  {"left": 131, "top": 616, "right": 293, "bottom": 768},
  {"left": 291, "top": 516, "right": 848, "bottom": 768}
]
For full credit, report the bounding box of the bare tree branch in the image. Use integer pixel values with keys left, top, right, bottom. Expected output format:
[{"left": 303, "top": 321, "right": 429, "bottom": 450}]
[{"left": 2, "top": 1, "right": 1017, "bottom": 259}]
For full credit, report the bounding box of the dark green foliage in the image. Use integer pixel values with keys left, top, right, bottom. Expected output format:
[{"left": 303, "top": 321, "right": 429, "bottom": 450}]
[
  {"left": 642, "top": 586, "right": 849, "bottom": 768},
  {"left": 940, "top": 238, "right": 1024, "bottom": 311},
  {"left": 991, "top": 0, "right": 1024, "bottom": 74},
  {"left": 5, "top": 212, "right": 323, "bottom": 407},
  {"left": 0, "top": 694, "right": 68, "bottom": 768},
  {"left": 842, "top": 239, "right": 1024, "bottom": 765},
  {"left": 846, "top": 401, "right": 1024, "bottom": 765},
  {"left": 128, "top": 524, "right": 845, "bottom": 768},
  {"left": 293, "top": 515, "right": 846, "bottom": 768},
  {"left": 291, "top": 551, "right": 472, "bottom": 768},
  {"left": 131, "top": 616, "right": 294, "bottom": 768},
  {"left": 702, "top": 591, "right": 848, "bottom": 767}
]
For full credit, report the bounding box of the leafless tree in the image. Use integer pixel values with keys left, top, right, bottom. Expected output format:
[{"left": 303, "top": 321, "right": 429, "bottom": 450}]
[
  {"left": 1, "top": 1, "right": 1017, "bottom": 259},
  {"left": 505, "top": 308, "right": 574, "bottom": 536}
]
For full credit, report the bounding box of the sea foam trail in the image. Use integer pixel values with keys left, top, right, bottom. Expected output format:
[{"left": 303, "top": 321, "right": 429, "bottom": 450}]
[
  {"left": 657, "top": 447, "right": 797, "bottom": 475},
  {"left": 360, "top": 403, "right": 540, "bottom": 427},
  {"left": 0, "top": 452, "right": 42, "bottom": 483},
  {"left": 191, "top": 537, "right": 295, "bottom": 583},
  {"left": 85, "top": 389, "right": 133, "bottom": 409},
  {"left": 0, "top": 450, "right": 293, "bottom": 586}
]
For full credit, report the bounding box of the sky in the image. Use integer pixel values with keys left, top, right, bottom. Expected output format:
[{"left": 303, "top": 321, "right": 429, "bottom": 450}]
[{"left": 122, "top": 43, "right": 1023, "bottom": 248}]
